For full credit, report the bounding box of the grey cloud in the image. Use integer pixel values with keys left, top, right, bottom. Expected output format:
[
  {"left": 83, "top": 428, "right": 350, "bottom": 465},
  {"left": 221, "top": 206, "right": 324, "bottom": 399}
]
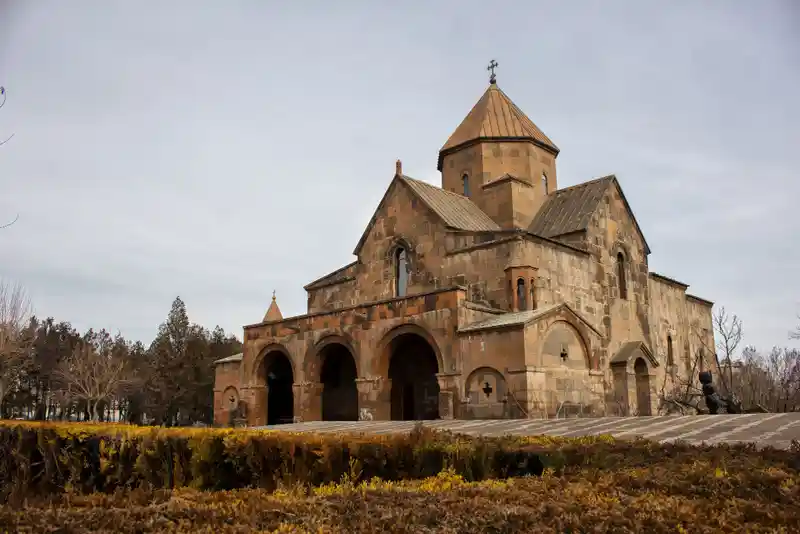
[{"left": 0, "top": 0, "right": 797, "bottom": 352}]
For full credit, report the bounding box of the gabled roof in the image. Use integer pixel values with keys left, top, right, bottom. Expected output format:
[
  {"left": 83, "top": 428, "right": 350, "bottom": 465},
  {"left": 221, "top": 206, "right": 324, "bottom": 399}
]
[
  {"left": 438, "top": 83, "right": 559, "bottom": 170},
  {"left": 529, "top": 176, "right": 612, "bottom": 238},
  {"left": 458, "top": 302, "right": 602, "bottom": 337},
  {"left": 610, "top": 341, "right": 659, "bottom": 368},
  {"left": 529, "top": 175, "right": 651, "bottom": 255},
  {"left": 353, "top": 174, "right": 500, "bottom": 255},
  {"left": 214, "top": 353, "right": 243, "bottom": 365},
  {"left": 401, "top": 176, "right": 501, "bottom": 231},
  {"left": 304, "top": 261, "right": 357, "bottom": 291}
]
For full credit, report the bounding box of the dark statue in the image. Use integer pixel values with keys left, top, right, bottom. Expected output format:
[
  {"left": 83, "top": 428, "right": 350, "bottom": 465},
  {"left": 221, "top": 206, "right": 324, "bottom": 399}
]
[{"left": 699, "top": 371, "right": 741, "bottom": 414}]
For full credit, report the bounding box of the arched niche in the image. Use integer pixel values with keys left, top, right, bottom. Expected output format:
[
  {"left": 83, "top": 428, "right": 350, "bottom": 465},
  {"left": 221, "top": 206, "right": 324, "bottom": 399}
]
[
  {"left": 540, "top": 320, "right": 590, "bottom": 369},
  {"left": 465, "top": 367, "right": 506, "bottom": 405}
]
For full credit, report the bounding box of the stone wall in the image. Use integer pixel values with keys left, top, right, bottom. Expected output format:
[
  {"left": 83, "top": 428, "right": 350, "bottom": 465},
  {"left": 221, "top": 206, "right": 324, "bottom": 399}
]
[
  {"left": 235, "top": 287, "right": 466, "bottom": 426},
  {"left": 440, "top": 141, "right": 557, "bottom": 229},
  {"left": 306, "top": 179, "right": 454, "bottom": 314},
  {"left": 686, "top": 295, "right": 716, "bottom": 374},
  {"left": 212, "top": 359, "right": 244, "bottom": 426}
]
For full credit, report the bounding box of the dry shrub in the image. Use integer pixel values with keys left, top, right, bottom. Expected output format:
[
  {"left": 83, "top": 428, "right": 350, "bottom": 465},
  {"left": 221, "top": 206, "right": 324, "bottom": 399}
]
[
  {"left": 1, "top": 455, "right": 799, "bottom": 533},
  {"left": 3, "top": 421, "right": 799, "bottom": 532},
  {"left": 0, "top": 421, "right": 547, "bottom": 501}
]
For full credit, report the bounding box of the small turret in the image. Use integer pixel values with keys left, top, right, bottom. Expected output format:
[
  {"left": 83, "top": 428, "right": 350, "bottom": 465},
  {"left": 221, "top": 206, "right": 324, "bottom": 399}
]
[{"left": 263, "top": 290, "right": 283, "bottom": 322}]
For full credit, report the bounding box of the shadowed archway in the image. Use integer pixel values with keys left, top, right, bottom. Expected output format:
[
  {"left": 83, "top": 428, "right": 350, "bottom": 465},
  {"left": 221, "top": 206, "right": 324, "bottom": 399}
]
[
  {"left": 634, "top": 357, "right": 652, "bottom": 416},
  {"left": 320, "top": 343, "right": 359, "bottom": 421},
  {"left": 263, "top": 351, "right": 294, "bottom": 425},
  {"left": 388, "top": 333, "right": 440, "bottom": 420}
]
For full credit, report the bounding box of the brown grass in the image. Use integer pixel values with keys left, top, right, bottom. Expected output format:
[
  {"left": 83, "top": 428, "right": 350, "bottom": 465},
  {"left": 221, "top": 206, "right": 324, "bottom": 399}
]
[{"left": 2, "top": 443, "right": 799, "bottom": 533}]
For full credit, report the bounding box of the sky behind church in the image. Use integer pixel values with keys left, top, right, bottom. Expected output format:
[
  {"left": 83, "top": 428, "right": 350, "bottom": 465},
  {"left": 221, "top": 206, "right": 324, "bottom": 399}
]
[{"left": 1, "top": 1, "right": 798, "bottom": 352}]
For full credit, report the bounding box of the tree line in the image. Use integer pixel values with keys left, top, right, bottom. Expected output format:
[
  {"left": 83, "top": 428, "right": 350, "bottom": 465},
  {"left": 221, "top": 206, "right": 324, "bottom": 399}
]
[
  {"left": 0, "top": 280, "right": 241, "bottom": 425},
  {"left": 2, "top": 276, "right": 799, "bottom": 424},
  {"left": 659, "top": 306, "right": 800, "bottom": 414}
]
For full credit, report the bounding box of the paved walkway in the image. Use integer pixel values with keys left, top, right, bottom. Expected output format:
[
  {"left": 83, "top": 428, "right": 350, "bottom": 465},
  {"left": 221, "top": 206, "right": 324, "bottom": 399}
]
[{"left": 259, "top": 413, "right": 800, "bottom": 449}]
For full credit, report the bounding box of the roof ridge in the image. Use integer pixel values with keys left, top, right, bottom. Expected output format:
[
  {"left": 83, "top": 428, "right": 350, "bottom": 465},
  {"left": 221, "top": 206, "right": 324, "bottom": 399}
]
[
  {"left": 551, "top": 174, "right": 615, "bottom": 195},
  {"left": 497, "top": 85, "right": 558, "bottom": 149},
  {"left": 399, "top": 174, "right": 474, "bottom": 202}
]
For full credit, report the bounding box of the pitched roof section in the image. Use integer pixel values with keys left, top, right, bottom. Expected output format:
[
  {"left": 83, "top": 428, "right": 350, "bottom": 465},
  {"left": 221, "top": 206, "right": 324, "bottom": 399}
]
[
  {"left": 214, "top": 353, "right": 243, "bottom": 365},
  {"left": 263, "top": 293, "right": 283, "bottom": 322},
  {"left": 438, "top": 83, "right": 559, "bottom": 169},
  {"left": 353, "top": 174, "right": 500, "bottom": 255},
  {"left": 304, "top": 261, "right": 357, "bottom": 291},
  {"left": 610, "top": 341, "right": 659, "bottom": 368},
  {"left": 400, "top": 176, "right": 501, "bottom": 232},
  {"left": 529, "top": 176, "right": 613, "bottom": 238},
  {"left": 529, "top": 175, "right": 651, "bottom": 255},
  {"left": 458, "top": 303, "right": 602, "bottom": 337}
]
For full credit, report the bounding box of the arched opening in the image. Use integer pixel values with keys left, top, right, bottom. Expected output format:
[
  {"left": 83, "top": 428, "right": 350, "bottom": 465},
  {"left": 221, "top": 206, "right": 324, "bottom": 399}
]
[
  {"left": 319, "top": 343, "right": 359, "bottom": 421},
  {"left": 395, "top": 246, "right": 408, "bottom": 297},
  {"left": 388, "top": 333, "right": 440, "bottom": 420},
  {"left": 462, "top": 173, "right": 470, "bottom": 197},
  {"left": 667, "top": 335, "right": 674, "bottom": 367},
  {"left": 541, "top": 172, "right": 548, "bottom": 193},
  {"left": 616, "top": 252, "right": 628, "bottom": 299},
  {"left": 530, "top": 278, "right": 536, "bottom": 310},
  {"left": 516, "top": 278, "right": 526, "bottom": 310},
  {"left": 634, "top": 357, "right": 651, "bottom": 416},
  {"left": 264, "top": 351, "right": 294, "bottom": 425}
]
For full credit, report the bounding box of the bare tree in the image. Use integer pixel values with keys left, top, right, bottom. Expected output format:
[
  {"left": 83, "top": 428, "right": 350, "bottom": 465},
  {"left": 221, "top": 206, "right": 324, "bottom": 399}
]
[
  {"left": 1, "top": 86, "right": 19, "bottom": 229},
  {"left": 712, "top": 307, "right": 743, "bottom": 397},
  {"left": 658, "top": 308, "right": 744, "bottom": 414},
  {"left": 764, "top": 346, "right": 800, "bottom": 412},
  {"left": 0, "top": 280, "right": 32, "bottom": 412},
  {"left": 791, "top": 315, "right": 799, "bottom": 341},
  {"left": 54, "top": 339, "right": 137, "bottom": 421}
]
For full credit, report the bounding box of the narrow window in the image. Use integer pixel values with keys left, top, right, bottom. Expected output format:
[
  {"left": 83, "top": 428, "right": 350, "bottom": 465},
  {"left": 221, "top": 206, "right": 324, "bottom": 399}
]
[
  {"left": 541, "top": 172, "right": 548, "bottom": 193},
  {"left": 667, "top": 335, "right": 674, "bottom": 366},
  {"left": 516, "top": 278, "right": 526, "bottom": 311},
  {"left": 698, "top": 348, "right": 705, "bottom": 372},
  {"left": 616, "top": 252, "right": 627, "bottom": 299},
  {"left": 530, "top": 278, "right": 536, "bottom": 310},
  {"left": 395, "top": 247, "right": 408, "bottom": 297},
  {"left": 462, "top": 174, "right": 470, "bottom": 197}
]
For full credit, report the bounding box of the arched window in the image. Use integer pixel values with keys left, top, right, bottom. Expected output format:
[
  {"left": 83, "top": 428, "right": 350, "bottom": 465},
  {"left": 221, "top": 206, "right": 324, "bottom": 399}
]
[
  {"left": 462, "top": 173, "right": 470, "bottom": 197},
  {"left": 395, "top": 246, "right": 408, "bottom": 297},
  {"left": 530, "top": 278, "right": 536, "bottom": 310},
  {"left": 667, "top": 335, "right": 674, "bottom": 366},
  {"left": 516, "top": 278, "right": 526, "bottom": 311},
  {"left": 616, "top": 252, "right": 627, "bottom": 299},
  {"left": 542, "top": 172, "right": 548, "bottom": 193}
]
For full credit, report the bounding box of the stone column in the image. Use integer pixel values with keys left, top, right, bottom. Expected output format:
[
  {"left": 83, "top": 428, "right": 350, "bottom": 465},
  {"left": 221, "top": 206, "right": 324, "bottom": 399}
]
[
  {"left": 292, "top": 381, "right": 323, "bottom": 422},
  {"left": 436, "top": 373, "right": 460, "bottom": 420},
  {"left": 245, "top": 385, "right": 267, "bottom": 427},
  {"left": 355, "top": 376, "right": 389, "bottom": 421}
]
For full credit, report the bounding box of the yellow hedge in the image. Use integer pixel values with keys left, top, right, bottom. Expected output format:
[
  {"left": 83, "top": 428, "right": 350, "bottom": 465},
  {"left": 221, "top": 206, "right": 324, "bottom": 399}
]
[{"left": 0, "top": 420, "right": 553, "bottom": 500}]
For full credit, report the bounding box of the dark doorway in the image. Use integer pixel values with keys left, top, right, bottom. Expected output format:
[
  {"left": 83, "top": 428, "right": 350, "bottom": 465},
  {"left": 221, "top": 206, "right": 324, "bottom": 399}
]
[
  {"left": 320, "top": 343, "right": 359, "bottom": 421},
  {"left": 634, "top": 357, "right": 652, "bottom": 416},
  {"left": 265, "top": 351, "right": 294, "bottom": 425},
  {"left": 389, "top": 333, "right": 440, "bottom": 420}
]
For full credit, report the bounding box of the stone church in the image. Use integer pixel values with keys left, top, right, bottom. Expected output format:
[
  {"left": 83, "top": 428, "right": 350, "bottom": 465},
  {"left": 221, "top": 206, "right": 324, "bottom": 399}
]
[{"left": 214, "top": 74, "right": 715, "bottom": 426}]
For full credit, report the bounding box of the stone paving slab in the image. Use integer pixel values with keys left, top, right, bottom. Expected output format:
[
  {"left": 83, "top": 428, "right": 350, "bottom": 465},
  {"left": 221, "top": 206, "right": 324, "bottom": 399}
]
[{"left": 257, "top": 413, "right": 800, "bottom": 450}]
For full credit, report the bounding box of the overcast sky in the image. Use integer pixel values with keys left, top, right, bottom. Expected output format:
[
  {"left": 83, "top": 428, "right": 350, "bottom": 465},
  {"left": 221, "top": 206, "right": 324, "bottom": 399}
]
[{"left": 0, "top": 1, "right": 798, "bottom": 353}]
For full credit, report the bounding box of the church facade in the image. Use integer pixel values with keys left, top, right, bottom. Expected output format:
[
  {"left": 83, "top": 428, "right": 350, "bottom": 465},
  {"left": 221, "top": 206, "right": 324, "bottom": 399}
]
[{"left": 213, "top": 78, "right": 715, "bottom": 426}]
